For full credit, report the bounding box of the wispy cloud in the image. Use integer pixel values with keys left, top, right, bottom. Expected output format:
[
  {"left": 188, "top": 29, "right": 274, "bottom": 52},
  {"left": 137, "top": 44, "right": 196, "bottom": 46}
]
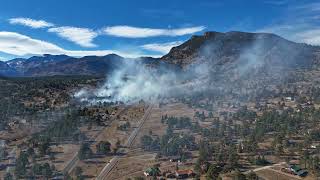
[
  {"left": 0, "top": 56, "right": 6, "bottom": 61},
  {"left": 8, "top": 17, "right": 54, "bottom": 28},
  {"left": 101, "top": 25, "right": 205, "bottom": 38},
  {"left": 141, "top": 41, "right": 183, "bottom": 54},
  {"left": 257, "top": 2, "right": 320, "bottom": 45},
  {"left": 258, "top": 23, "right": 320, "bottom": 45},
  {"left": 296, "top": 29, "right": 320, "bottom": 45},
  {"left": 48, "top": 26, "right": 98, "bottom": 47},
  {"left": 295, "top": 2, "right": 320, "bottom": 12},
  {"left": 263, "top": 0, "right": 291, "bottom": 6},
  {"left": 0, "top": 31, "right": 155, "bottom": 58}
]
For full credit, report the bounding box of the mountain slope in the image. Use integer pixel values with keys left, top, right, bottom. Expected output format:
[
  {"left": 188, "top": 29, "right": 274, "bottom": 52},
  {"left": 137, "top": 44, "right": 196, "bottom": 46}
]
[
  {"left": 0, "top": 61, "right": 18, "bottom": 76},
  {"left": 160, "top": 31, "right": 320, "bottom": 101},
  {"left": 161, "top": 31, "right": 320, "bottom": 68}
]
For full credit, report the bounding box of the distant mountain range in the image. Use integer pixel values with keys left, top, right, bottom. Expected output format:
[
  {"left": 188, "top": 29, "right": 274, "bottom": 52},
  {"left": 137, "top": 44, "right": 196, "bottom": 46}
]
[
  {"left": 1, "top": 54, "right": 121, "bottom": 76},
  {"left": 0, "top": 53, "right": 163, "bottom": 77},
  {"left": 0, "top": 61, "right": 17, "bottom": 76},
  {"left": 1, "top": 31, "right": 319, "bottom": 77}
]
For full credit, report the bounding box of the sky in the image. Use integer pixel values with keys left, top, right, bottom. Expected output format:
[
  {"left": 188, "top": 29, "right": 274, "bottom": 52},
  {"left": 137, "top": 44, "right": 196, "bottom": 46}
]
[{"left": 0, "top": 0, "right": 320, "bottom": 61}]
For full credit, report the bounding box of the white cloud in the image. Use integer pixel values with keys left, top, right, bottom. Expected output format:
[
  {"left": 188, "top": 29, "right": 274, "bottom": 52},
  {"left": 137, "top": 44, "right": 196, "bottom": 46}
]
[
  {"left": 0, "top": 31, "right": 63, "bottom": 56},
  {"left": 257, "top": 23, "right": 320, "bottom": 45},
  {"left": 0, "top": 31, "right": 156, "bottom": 58},
  {"left": 8, "top": 17, "right": 54, "bottom": 28},
  {"left": 257, "top": 24, "right": 298, "bottom": 36},
  {"left": 0, "top": 56, "right": 6, "bottom": 61},
  {"left": 101, "top": 25, "right": 205, "bottom": 38},
  {"left": 256, "top": 2, "right": 320, "bottom": 45},
  {"left": 295, "top": 2, "right": 320, "bottom": 12},
  {"left": 141, "top": 41, "right": 183, "bottom": 54},
  {"left": 296, "top": 29, "right": 320, "bottom": 45},
  {"left": 48, "top": 26, "right": 98, "bottom": 47}
]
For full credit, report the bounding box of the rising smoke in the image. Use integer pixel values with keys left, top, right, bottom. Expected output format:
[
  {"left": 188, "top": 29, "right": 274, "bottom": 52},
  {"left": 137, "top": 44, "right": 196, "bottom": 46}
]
[
  {"left": 74, "top": 32, "right": 311, "bottom": 104},
  {"left": 74, "top": 59, "right": 198, "bottom": 104}
]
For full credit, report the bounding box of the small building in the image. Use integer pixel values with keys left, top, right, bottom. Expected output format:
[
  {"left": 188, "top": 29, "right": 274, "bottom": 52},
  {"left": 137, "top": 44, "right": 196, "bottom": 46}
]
[
  {"left": 175, "top": 169, "right": 195, "bottom": 179},
  {"left": 144, "top": 167, "right": 160, "bottom": 177},
  {"left": 310, "top": 144, "right": 317, "bottom": 149},
  {"left": 169, "top": 156, "right": 181, "bottom": 162},
  {"left": 285, "top": 97, "right": 294, "bottom": 101},
  {"left": 289, "top": 165, "right": 308, "bottom": 177},
  {"left": 144, "top": 168, "right": 153, "bottom": 176}
]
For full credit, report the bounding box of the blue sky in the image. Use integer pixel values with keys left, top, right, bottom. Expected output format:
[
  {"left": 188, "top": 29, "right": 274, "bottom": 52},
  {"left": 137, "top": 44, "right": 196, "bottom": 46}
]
[{"left": 0, "top": 0, "right": 319, "bottom": 61}]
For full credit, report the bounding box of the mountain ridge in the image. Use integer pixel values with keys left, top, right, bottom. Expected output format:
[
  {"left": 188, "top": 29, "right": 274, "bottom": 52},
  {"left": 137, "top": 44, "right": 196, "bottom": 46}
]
[
  {"left": 161, "top": 31, "right": 320, "bottom": 68},
  {"left": 1, "top": 31, "right": 319, "bottom": 77}
]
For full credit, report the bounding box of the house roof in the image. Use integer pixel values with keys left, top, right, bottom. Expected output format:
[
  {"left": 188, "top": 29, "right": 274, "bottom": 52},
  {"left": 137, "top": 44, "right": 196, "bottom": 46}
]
[
  {"left": 290, "top": 165, "right": 301, "bottom": 172},
  {"left": 297, "top": 170, "right": 308, "bottom": 176},
  {"left": 145, "top": 167, "right": 160, "bottom": 174},
  {"left": 175, "top": 169, "right": 193, "bottom": 175}
]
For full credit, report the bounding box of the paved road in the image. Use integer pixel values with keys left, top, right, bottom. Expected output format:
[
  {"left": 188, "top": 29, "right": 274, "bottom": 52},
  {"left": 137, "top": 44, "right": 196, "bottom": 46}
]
[
  {"left": 62, "top": 106, "right": 129, "bottom": 174},
  {"left": 96, "top": 104, "right": 154, "bottom": 180},
  {"left": 126, "top": 104, "right": 154, "bottom": 148},
  {"left": 62, "top": 152, "right": 79, "bottom": 174}
]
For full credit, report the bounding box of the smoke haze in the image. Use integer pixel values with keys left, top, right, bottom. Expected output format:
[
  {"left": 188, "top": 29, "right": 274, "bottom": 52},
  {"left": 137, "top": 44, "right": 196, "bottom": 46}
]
[{"left": 74, "top": 32, "right": 316, "bottom": 104}]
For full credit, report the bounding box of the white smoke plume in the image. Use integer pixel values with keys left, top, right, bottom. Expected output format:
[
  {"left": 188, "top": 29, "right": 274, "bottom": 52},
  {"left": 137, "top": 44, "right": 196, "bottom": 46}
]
[
  {"left": 74, "top": 32, "right": 311, "bottom": 105},
  {"left": 74, "top": 59, "right": 190, "bottom": 104}
]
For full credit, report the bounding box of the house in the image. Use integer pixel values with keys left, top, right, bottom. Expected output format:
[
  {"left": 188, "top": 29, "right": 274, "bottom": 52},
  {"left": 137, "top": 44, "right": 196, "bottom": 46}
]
[
  {"left": 169, "top": 156, "right": 181, "bottom": 162},
  {"left": 175, "top": 169, "right": 195, "bottom": 179},
  {"left": 144, "top": 167, "right": 160, "bottom": 177},
  {"left": 144, "top": 168, "right": 153, "bottom": 176},
  {"left": 310, "top": 144, "right": 317, "bottom": 149},
  {"left": 289, "top": 165, "right": 308, "bottom": 177},
  {"left": 285, "top": 97, "right": 294, "bottom": 101}
]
